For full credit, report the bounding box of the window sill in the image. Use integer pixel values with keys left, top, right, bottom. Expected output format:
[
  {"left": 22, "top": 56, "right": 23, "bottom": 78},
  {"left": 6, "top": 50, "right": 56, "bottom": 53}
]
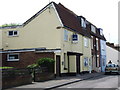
[
  {"left": 8, "top": 35, "right": 19, "bottom": 37},
  {"left": 7, "top": 59, "right": 19, "bottom": 61},
  {"left": 72, "top": 41, "right": 78, "bottom": 44}
]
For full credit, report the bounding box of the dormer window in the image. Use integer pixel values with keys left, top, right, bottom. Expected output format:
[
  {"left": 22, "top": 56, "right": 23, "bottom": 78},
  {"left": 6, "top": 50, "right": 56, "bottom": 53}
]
[
  {"left": 100, "top": 29, "right": 103, "bottom": 36},
  {"left": 81, "top": 18, "right": 86, "bottom": 28},
  {"left": 91, "top": 25, "right": 96, "bottom": 33},
  {"left": 8, "top": 31, "right": 18, "bottom": 36},
  {"left": 72, "top": 33, "right": 78, "bottom": 43}
]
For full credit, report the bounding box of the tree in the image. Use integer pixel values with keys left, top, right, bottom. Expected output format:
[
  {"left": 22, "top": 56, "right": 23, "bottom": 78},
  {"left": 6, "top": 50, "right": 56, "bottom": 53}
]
[{"left": 0, "top": 23, "right": 21, "bottom": 27}]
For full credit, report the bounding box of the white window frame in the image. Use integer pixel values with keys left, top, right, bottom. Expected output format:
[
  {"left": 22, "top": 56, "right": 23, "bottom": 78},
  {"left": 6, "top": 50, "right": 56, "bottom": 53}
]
[
  {"left": 81, "top": 18, "right": 86, "bottom": 28},
  {"left": 64, "top": 29, "right": 68, "bottom": 41},
  {"left": 7, "top": 53, "right": 19, "bottom": 61},
  {"left": 84, "top": 37, "right": 89, "bottom": 47},
  {"left": 8, "top": 30, "right": 19, "bottom": 37},
  {"left": 91, "top": 25, "right": 96, "bottom": 33}
]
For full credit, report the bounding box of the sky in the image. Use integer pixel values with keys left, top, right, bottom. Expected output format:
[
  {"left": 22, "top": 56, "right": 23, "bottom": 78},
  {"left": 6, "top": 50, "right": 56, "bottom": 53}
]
[{"left": 0, "top": 0, "right": 119, "bottom": 44}]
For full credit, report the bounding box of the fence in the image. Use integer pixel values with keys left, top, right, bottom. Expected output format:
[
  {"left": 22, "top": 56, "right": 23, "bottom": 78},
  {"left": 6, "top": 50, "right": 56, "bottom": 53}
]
[
  {"left": 2, "top": 66, "right": 55, "bottom": 89},
  {"left": 2, "top": 68, "right": 32, "bottom": 89},
  {"left": 34, "top": 67, "right": 55, "bottom": 82}
]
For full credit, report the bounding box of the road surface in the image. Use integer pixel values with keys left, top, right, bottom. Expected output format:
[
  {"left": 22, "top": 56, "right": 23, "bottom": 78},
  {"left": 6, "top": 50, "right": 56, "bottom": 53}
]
[{"left": 59, "top": 74, "right": 119, "bottom": 89}]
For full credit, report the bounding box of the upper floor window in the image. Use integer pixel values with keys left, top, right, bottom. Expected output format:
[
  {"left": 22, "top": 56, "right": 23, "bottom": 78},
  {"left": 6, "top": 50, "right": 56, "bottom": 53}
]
[
  {"left": 64, "top": 30, "right": 68, "bottom": 41},
  {"left": 96, "top": 38, "right": 99, "bottom": 50},
  {"left": 72, "top": 33, "right": 78, "bottom": 43},
  {"left": 91, "top": 36, "right": 93, "bottom": 49},
  {"left": 84, "top": 37, "right": 89, "bottom": 47},
  {"left": 100, "top": 29, "right": 103, "bottom": 36},
  {"left": 8, "top": 31, "right": 18, "bottom": 36},
  {"left": 91, "top": 25, "right": 96, "bottom": 33},
  {"left": 81, "top": 18, "right": 86, "bottom": 28},
  {"left": 7, "top": 53, "right": 19, "bottom": 61}
]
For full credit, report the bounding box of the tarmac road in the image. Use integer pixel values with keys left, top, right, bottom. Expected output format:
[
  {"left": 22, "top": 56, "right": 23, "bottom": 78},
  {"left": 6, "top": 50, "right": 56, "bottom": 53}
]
[{"left": 59, "top": 74, "right": 119, "bottom": 89}]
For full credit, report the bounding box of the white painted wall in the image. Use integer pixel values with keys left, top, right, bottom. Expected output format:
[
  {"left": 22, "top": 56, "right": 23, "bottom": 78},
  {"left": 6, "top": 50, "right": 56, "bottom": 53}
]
[{"left": 106, "top": 45, "right": 119, "bottom": 65}]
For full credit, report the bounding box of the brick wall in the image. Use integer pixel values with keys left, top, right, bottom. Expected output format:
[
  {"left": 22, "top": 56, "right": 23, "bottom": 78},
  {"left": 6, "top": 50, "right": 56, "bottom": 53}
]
[{"left": 2, "top": 51, "right": 55, "bottom": 68}]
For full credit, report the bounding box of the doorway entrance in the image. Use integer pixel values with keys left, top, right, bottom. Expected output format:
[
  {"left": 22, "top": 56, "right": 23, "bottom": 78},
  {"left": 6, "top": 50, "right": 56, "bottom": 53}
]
[
  {"left": 76, "top": 55, "right": 80, "bottom": 74},
  {"left": 67, "top": 52, "right": 83, "bottom": 74},
  {"left": 56, "top": 55, "right": 61, "bottom": 77}
]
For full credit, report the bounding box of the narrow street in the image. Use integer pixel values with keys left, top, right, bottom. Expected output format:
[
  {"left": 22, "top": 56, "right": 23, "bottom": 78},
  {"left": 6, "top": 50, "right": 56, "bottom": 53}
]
[{"left": 59, "top": 74, "right": 119, "bottom": 88}]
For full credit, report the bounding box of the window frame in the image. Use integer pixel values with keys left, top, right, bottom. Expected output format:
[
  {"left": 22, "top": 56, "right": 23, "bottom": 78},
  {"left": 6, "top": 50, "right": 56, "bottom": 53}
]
[
  {"left": 8, "top": 30, "right": 19, "bottom": 37},
  {"left": 96, "top": 38, "right": 99, "bottom": 51},
  {"left": 100, "top": 29, "right": 103, "bottom": 36},
  {"left": 91, "top": 25, "right": 96, "bottom": 33},
  {"left": 84, "top": 37, "right": 89, "bottom": 47},
  {"left": 91, "top": 36, "right": 93, "bottom": 49},
  {"left": 64, "top": 29, "right": 69, "bottom": 41},
  {"left": 7, "top": 53, "right": 19, "bottom": 61},
  {"left": 84, "top": 57, "right": 89, "bottom": 66},
  {"left": 81, "top": 18, "right": 86, "bottom": 28}
]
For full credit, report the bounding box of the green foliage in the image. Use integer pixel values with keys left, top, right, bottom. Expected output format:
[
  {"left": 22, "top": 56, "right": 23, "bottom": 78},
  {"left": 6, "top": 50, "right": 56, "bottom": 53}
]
[
  {"left": 37, "top": 58, "right": 55, "bottom": 66},
  {"left": 0, "top": 23, "right": 21, "bottom": 27},
  {"left": 0, "top": 67, "right": 13, "bottom": 69},
  {"left": 27, "top": 63, "right": 38, "bottom": 69}
]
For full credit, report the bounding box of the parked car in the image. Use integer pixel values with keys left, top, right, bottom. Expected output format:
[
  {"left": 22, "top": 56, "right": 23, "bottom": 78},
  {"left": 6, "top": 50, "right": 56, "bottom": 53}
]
[{"left": 105, "top": 64, "right": 120, "bottom": 75}]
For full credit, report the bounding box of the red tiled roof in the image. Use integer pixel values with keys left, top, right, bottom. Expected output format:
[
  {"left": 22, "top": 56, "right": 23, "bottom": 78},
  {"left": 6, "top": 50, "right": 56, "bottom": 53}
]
[
  {"left": 54, "top": 2, "right": 92, "bottom": 38},
  {"left": 54, "top": 3, "right": 83, "bottom": 34}
]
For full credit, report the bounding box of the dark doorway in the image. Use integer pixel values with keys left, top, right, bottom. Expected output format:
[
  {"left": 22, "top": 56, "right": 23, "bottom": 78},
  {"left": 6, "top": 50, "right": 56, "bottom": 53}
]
[
  {"left": 56, "top": 55, "right": 61, "bottom": 77},
  {"left": 76, "top": 55, "right": 80, "bottom": 74}
]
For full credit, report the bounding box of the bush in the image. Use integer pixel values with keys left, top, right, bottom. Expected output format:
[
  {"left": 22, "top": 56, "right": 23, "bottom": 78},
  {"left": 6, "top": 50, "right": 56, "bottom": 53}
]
[{"left": 37, "top": 58, "right": 55, "bottom": 67}]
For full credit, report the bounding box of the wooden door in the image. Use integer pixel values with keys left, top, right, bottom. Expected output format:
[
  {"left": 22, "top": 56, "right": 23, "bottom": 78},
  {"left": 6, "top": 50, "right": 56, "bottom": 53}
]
[
  {"left": 76, "top": 55, "right": 80, "bottom": 74},
  {"left": 56, "top": 55, "right": 61, "bottom": 77}
]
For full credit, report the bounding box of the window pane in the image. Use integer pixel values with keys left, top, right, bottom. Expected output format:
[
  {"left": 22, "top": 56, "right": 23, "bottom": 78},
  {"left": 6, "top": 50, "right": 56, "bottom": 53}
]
[
  {"left": 84, "top": 38, "right": 88, "bottom": 47},
  {"left": 96, "top": 38, "right": 99, "bottom": 50},
  {"left": 8, "top": 54, "right": 19, "bottom": 61},
  {"left": 64, "top": 30, "right": 68, "bottom": 41},
  {"left": 91, "top": 36, "right": 93, "bottom": 49},
  {"left": 9, "top": 31, "right": 13, "bottom": 36},
  {"left": 81, "top": 18, "right": 86, "bottom": 28},
  {"left": 84, "top": 57, "right": 88, "bottom": 66},
  {"left": 14, "top": 31, "right": 18, "bottom": 35},
  {"left": 91, "top": 25, "right": 96, "bottom": 33}
]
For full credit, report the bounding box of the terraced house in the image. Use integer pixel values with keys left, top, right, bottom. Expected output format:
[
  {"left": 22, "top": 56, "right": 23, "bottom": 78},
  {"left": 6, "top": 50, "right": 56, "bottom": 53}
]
[{"left": 0, "top": 2, "right": 106, "bottom": 76}]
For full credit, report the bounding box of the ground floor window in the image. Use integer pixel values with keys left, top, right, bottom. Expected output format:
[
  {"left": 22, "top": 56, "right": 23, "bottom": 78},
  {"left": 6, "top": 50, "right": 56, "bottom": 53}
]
[
  {"left": 7, "top": 53, "right": 19, "bottom": 61},
  {"left": 84, "top": 57, "right": 88, "bottom": 66},
  {"left": 97, "top": 55, "right": 100, "bottom": 67}
]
